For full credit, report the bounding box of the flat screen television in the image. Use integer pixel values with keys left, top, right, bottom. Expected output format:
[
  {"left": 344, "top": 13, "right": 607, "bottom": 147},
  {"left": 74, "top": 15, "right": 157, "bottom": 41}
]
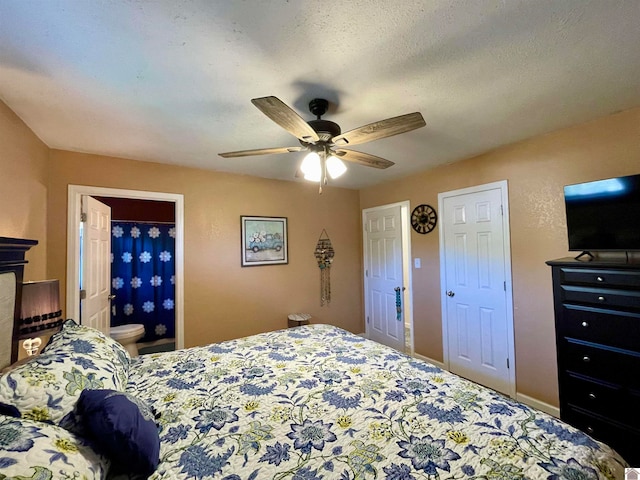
[{"left": 564, "top": 173, "right": 640, "bottom": 252}]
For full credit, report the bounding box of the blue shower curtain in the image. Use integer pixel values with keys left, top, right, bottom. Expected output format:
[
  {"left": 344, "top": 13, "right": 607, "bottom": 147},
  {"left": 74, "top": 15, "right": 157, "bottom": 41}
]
[{"left": 110, "top": 222, "right": 175, "bottom": 342}]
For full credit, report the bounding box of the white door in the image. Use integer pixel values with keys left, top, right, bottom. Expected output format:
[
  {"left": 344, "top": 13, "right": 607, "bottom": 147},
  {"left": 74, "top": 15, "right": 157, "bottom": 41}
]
[
  {"left": 364, "top": 204, "right": 406, "bottom": 352},
  {"left": 439, "top": 181, "right": 514, "bottom": 396},
  {"left": 81, "top": 196, "right": 111, "bottom": 335}
]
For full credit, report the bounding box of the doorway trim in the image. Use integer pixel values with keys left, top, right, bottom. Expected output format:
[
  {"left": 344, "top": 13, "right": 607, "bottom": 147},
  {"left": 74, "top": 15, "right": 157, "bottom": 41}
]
[
  {"left": 66, "top": 185, "right": 185, "bottom": 350},
  {"left": 362, "top": 200, "right": 414, "bottom": 354},
  {"left": 437, "top": 180, "right": 516, "bottom": 398}
]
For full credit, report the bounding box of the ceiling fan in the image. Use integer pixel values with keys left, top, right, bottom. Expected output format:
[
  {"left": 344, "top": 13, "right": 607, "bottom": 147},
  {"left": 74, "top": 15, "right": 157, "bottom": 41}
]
[{"left": 219, "top": 96, "right": 426, "bottom": 192}]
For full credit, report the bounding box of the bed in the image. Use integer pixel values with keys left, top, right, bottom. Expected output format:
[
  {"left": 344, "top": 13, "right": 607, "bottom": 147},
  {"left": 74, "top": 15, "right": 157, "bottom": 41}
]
[{"left": 0, "top": 319, "right": 629, "bottom": 479}]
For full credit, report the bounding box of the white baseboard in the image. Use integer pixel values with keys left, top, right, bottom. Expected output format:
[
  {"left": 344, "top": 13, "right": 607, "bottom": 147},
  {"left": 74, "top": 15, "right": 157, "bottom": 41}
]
[
  {"left": 411, "top": 352, "right": 560, "bottom": 418},
  {"left": 412, "top": 352, "right": 446, "bottom": 370},
  {"left": 357, "top": 332, "right": 368, "bottom": 339},
  {"left": 516, "top": 393, "right": 560, "bottom": 418}
]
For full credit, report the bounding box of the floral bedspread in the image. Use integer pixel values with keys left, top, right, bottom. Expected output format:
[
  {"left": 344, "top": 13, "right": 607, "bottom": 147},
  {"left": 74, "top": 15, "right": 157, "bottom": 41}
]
[{"left": 126, "top": 324, "right": 626, "bottom": 479}]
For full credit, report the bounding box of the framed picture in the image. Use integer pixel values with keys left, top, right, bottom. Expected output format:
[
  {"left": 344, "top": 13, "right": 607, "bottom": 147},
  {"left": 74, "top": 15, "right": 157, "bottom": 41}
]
[{"left": 241, "top": 216, "right": 288, "bottom": 267}]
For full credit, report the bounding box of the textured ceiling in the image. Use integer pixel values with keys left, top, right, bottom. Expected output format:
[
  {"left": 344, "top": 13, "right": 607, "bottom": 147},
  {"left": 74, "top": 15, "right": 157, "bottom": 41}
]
[{"left": 1, "top": 0, "right": 639, "bottom": 189}]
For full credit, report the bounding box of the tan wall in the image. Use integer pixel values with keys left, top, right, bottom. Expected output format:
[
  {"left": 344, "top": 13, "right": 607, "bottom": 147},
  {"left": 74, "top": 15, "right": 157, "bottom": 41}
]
[
  {"left": 360, "top": 106, "right": 640, "bottom": 406},
  {"left": 0, "top": 101, "right": 48, "bottom": 280},
  {"left": 4, "top": 94, "right": 639, "bottom": 406},
  {"left": 47, "top": 150, "right": 363, "bottom": 347}
]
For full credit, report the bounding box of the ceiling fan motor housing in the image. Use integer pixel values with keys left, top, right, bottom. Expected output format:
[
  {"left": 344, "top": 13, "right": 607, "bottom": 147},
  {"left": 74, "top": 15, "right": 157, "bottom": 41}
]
[
  {"left": 307, "top": 119, "right": 341, "bottom": 140},
  {"left": 305, "top": 98, "right": 341, "bottom": 142}
]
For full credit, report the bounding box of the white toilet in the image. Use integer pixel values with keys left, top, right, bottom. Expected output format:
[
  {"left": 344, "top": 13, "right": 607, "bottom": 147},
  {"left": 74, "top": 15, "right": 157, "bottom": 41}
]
[{"left": 110, "top": 324, "right": 145, "bottom": 357}]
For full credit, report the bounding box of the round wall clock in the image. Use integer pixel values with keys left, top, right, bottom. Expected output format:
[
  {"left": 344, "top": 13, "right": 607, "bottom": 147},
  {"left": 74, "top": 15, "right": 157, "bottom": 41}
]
[{"left": 411, "top": 204, "right": 437, "bottom": 234}]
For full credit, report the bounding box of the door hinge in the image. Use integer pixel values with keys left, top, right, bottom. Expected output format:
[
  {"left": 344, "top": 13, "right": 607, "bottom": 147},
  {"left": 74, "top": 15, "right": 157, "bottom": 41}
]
[
  {"left": 367, "top": 316, "right": 370, "bottom": 324},
  {"left": 504, "top": 281, "right": 506, "bottom": 291},
  {"left": 507, "top": 358, "right": 510, "bottom": 369},
  {"left": 500, "top": 204, "right": 504, "bottom": 216},
  {"left": 365, "top": 269, "right": 368, "bottom": 277},
  {"left": 80, "top": 212, "right": 87, "bottom": 222},
  {"left": 80, "top": 289, "right": 86, "bottom": 300}
]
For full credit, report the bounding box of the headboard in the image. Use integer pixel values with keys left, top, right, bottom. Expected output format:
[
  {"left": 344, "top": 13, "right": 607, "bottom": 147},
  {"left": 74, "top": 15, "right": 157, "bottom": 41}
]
[{"left": 0, "top": 237, "right": 38, "bottom": 369}]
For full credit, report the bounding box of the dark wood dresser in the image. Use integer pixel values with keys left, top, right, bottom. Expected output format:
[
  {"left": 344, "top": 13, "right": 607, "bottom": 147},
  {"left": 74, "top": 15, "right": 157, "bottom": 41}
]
[{"left": 547, "top": 257, "right": 640, "bottom": 464}]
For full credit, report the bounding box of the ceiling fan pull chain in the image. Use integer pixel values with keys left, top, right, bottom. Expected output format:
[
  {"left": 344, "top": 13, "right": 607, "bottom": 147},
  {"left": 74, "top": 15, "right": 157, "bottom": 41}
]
[{"left": 321, "top": 151, "right": 329, "bottom": 193}]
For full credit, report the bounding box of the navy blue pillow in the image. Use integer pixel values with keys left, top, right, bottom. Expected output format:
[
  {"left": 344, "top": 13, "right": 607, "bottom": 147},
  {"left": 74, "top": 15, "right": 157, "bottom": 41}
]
[
  {"left": 0, "top": 401, "right": 21, "bottom": 418},
  {"left": 70, "top": 389, "right": 160, "bottom": 476}
]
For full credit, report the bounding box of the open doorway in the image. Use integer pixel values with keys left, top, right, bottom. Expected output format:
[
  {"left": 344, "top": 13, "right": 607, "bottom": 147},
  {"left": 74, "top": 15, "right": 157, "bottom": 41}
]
[
  {"left": 94, "top": 196, "right": 176, "bottom": 354},
  {"left": 66, "top": 185, "right": 185, "bottom": 351}
]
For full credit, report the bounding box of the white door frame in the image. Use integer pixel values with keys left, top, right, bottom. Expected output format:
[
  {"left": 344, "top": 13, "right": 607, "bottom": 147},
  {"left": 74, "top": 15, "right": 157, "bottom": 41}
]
[
  {"left": 66, "top": 185, "right": 185, "bottom": 350},
  {"left": 362, "top": 200, "right": 414, "bottom": 354},
  {"left": 438, "top": 180, "right": 516, "bottom": 398}
]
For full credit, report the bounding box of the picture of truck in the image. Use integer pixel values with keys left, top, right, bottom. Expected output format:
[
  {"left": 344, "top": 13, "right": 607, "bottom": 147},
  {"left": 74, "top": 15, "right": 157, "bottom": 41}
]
[{"left": 249, "top": 233, "right": 283, "bottom": 252}]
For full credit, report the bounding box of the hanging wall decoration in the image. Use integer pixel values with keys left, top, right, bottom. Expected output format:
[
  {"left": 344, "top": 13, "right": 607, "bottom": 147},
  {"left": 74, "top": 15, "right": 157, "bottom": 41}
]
[{"left": 314, "top": 229, "right": 335, "bottom": 306}]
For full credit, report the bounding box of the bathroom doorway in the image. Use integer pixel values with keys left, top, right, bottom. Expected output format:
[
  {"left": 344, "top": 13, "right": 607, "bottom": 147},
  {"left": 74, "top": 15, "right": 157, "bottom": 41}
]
[
  {"left": 66, "top": 185, "right": 184, "bottom": 351},
  {"left": 94, "top": 196, "right": 176, "bottom": 354}
]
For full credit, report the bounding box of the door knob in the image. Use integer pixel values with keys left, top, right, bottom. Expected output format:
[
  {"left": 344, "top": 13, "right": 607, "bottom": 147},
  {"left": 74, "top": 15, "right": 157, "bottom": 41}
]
[
  {"left": 446, "top": 291, "right": 455, "bottom": 297},
  {"left": 108, "top": 294, "right": 116, "bottom": 301}
]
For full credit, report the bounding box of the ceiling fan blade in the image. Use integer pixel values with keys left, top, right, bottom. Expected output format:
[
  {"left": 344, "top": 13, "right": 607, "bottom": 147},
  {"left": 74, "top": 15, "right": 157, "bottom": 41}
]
[
  {"left": 332, "top": 112, "right": 425, "bottom": 146},
  {"left": 219, "top": 146, "right": 304, "bottom": 158},
  {"left": 334, "top": 149, "right": 395, "bottom": 169},
  {"left": 251, "top": 96, "right": 320, "bottom": 143}
]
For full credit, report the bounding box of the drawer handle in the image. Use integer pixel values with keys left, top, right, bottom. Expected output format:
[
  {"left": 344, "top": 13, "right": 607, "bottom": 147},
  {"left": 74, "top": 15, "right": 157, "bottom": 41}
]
[
  {"left": 586, "top": 426, "right": 594, "bottom": 435},
  {"left": 581, "top": 321, "right": 589, "bottom": 328},
  {"left": 588, "top": 392, "right": 596, "bottom": 400},
  {"left": 582, "top": 356, "right": 591, "bottom": 363},
  {"left": 597, "top": 296, "right": 606, "bottom": 302},
  {"left": 596, "top": 276, "right": 604, "bottom": 282}
]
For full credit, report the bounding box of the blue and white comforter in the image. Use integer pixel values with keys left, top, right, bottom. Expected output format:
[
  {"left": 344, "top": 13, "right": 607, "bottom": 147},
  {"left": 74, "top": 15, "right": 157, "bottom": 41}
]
[{"left": 126, "top": 324, "right": 627, "bottom": 479}]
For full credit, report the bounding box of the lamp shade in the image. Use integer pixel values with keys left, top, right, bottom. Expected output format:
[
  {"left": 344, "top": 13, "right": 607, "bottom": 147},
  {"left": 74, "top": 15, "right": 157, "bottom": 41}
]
[
  {"left": 19, "top": 280, "right": 63, "bottom": 339},
  {"left": 301, "top": 151, "right": 322, "bottom": 182},
  {"left": 326, "top": 156, "right": 347, "bottom": 179}
]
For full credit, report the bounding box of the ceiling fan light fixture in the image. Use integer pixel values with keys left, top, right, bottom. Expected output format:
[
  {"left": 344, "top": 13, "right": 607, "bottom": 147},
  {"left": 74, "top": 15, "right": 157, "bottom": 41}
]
[
  {"left": 219, "top": 96, "right": 425, "bottom": 192},
  {"left": 301, "top": 151, "right": 322, "bottom": 182},
  {"left": 326, "top": 155, "right": 347, "bottom": 179}
]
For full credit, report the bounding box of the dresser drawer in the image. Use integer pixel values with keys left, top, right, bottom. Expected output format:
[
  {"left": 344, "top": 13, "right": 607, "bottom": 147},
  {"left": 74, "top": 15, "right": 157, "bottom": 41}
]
[
  {"left": 559, "top": 267, "right": 640, "bottom": 288},
  {"left": 562, "top": 406, "right": 640, "bottom": 464},
  {"left": 561, "top": 285, "right": 640, "bottom": 309},
  {"left": 560, "top": 305, "right": 640, "bottom": 350},
  {"left": 563, "top": 373, "right": 639, "bottom": 426},
  {"left": 563, "top": 340, "right": 640, "bottom": 388}
]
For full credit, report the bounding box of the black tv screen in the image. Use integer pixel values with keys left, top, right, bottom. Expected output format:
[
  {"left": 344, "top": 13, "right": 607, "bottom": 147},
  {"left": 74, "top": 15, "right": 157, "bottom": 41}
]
[{"left": 564, "top": 173, "right": 640, "bottom": 251}]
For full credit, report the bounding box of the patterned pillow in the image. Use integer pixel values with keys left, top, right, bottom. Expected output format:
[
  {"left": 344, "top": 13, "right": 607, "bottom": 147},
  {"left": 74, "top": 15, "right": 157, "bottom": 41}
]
[
  {"left": 0, "top": 322, "right": 130, "bottom": 425},
  {"left": 44, "top": 319, "right": 131, "bottom": 369},
  {"left": 0, "top": 413, "right": 109, "bottom": 479}
]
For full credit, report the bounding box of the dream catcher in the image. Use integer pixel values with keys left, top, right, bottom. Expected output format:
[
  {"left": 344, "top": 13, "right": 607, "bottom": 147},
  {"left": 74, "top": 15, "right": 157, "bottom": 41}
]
[{"left": 314, "top": 229, "right": 334, "bottom": 306}]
